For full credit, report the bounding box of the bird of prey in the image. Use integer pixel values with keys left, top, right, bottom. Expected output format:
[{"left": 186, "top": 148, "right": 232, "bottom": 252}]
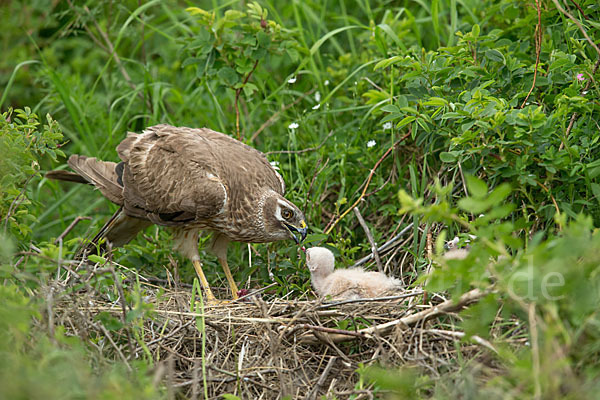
[
  {"left": 47, "top": 124, "right": 307, "bottom": 302},
  {"left": 305, "top": 247, "right": 401, "bottom": 300}
]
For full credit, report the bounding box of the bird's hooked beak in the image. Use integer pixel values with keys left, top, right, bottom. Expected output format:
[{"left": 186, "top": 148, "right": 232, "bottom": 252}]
[{"left": 284, "top": 220, "right": 308, "bottom": 244}]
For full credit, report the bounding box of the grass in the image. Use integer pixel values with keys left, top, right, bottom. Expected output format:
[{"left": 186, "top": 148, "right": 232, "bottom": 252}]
[{"left": 2, "top": 0, "right": 600, "bottom": 398}]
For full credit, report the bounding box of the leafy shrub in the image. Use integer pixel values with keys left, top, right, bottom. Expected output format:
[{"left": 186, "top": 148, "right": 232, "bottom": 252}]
[{"left": 1, "top": 107, "right": 63, "bottom": 240}]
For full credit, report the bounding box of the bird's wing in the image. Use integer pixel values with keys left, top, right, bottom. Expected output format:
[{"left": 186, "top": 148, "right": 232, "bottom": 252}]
[
  {"left": 184, "top": 126, "right": 285, "bottom": 196},
  {"left": 116, "top": 124, "right": 282, "bottom": 226}
]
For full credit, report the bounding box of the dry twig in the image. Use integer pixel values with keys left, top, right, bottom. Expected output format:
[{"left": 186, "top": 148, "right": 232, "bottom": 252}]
[
  {"left": 353, "top": 207, "right": 383, "bottom": 272},
  {"left": 325, "top": 132, "right": 411, "bottom": 235},
  {"left": 520, "top": 0, "right": 542, "bottom": 109}
]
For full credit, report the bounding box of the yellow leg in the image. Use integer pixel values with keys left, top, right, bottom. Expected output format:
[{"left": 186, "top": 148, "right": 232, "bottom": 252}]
[
  {"left": 219, "top": 257, "right": 239, "bottom": 300},
  {"left": 192, "top": 259, "right": 218, "bottom": 303}
]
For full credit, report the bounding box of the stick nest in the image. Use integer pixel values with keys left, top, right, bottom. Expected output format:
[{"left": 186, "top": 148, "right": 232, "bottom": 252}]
[{"left": 42, "top": 264, "right": 501, "bottom": 399}]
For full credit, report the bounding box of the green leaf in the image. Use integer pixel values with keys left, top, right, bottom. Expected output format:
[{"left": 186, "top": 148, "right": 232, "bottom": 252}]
[
  {"left": 221, "top": 395, "right": 242, "bottom": 400},
  {"left": 423, "top": 97, "right": 449, "bottom": 107},
  {"left": 487, "top": 183, "right": 512, "bottom": 205},
  {"left": 440, "top": 151, "right": 460, "bottom": 162},
  {"left": 485, "top": 49, "right": 504, "bottom": 63},
  {"left": 243, "top": 83, "right": 258, "bottom": 96},
  {"left": 457, "top": 197, "right": 488, "bottom": 214},
  {"left": 381, "top": 113, "right": 402, "bottom": 123},
  {"left": 591, "top": 183, "right": 600, "bottom": 204},
  {"left": 549, "top": 57, "right": 571, "bottom": 71},
  {"left": 472, "top": 24, "right": 480, "bottom": 39},
  {"left": 465, "top": 175, "right": 488, "bottom": 198},
  {"left": 181, "top": 57, "right": 203, "bottom": 68},
  {"left": 95, "top": 312, "right": 123, "bottom": 331},
  {"left": 396, "top": 116, "right": 416, "bottom": 128},
  {"left": 217, "top": 66, "right": 239, "bottom": 86},
  {"left": 374, "top": 56, "right": 403, "bottom": 70},
  {"left": 224, "top": 9, "right": 245, "bottom": 20},
  {"left": 380, "top": 104, "right": 400, "bottom": 113},
  {"left": 257, "top": 31, "right": 270, "bottom": 47},
  {"left": 87, "top": 254, "right": 106, "bottom": 264}
]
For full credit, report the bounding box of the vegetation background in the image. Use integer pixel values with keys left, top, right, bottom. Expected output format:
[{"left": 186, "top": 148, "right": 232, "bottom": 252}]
[{"left": 1, "top": 0, "right": 599, "bottom": 398}]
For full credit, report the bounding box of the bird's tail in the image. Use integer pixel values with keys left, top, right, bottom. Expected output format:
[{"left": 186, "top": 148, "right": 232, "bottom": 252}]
[
  {"left": 47, "top": 155, "right": 152, "bottom": 258},
  {"left": 46, "top": 155, "right": 125, "bottom": 205}
]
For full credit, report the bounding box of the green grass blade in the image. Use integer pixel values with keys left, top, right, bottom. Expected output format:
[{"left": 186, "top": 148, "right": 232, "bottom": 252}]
[{"left": 0, "top": 60, "right": 40, "bottom": 110}]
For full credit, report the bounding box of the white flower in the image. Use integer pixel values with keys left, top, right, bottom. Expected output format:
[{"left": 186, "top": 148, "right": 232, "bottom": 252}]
[
  {"left": 288, "top": 122, "right": 299, "bottom": 130},
  {"left": 269, "top": 161, "right": 280, "bottom": 170},
  {"left": 324, "top": 80, "right": 330, "bottom": 86},
  {"left": 287, "top": 76, "right": 297, "bottom": 83},
  {"left": 382, "top": 122, "right": 392, "bottom": 130},
  {"left": 312, "top": 104, "right": 321, "bottom": 110},
  {"left": 367, "top": 140, "right": 376, "bottom": 148},
  {"left": 315, "top": 91, "right": 321, "bottom": 102}
]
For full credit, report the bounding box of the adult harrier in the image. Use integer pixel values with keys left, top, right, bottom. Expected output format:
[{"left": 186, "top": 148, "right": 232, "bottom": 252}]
[{"left": 47, "top": 124, "right": 307, "bottom": 302}]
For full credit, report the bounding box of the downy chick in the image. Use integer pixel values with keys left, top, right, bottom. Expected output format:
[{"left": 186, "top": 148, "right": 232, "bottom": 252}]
[{"left": 305, "top": 247, "right": 402, "bottom": 300}]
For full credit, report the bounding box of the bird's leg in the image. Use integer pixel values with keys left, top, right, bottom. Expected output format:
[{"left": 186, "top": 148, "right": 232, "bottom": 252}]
[
  {"left": 211, "top": 233, "right": 239, "bottom": 300},
  {"left": 191, "top": 257, "right": 218, "bottom": 303},
  {"left": 219, "top": 256, "right": 239, "bottom": 300},
  {"left": 173, "top": 228, "right": 219, "bottom": 303}
]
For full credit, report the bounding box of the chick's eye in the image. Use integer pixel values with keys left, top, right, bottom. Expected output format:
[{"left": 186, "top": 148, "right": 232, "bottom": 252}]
[{"left": 282, "top": 209, "right": 293, "bottom": 220}]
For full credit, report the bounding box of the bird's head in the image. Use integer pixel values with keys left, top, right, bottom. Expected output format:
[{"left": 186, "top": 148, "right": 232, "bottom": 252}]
[
  {"left": 305, "top": 247, "right": 335, "bottom": 275},
  {"left": 262, "top": 192, "right": 307, "bottom": 244}
]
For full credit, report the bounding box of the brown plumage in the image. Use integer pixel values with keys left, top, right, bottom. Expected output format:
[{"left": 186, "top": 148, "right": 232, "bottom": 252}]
[
  {"left": 305, "top": 247, "right": 402, "bottom": 300},
  {"left": 47, "top": 124, "right": 307, "bottom": 302}
]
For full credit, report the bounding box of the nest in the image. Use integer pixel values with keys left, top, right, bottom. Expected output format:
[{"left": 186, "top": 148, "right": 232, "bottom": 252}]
[{"left": 41, "top": 261, "right": 498, "bottom": 399}]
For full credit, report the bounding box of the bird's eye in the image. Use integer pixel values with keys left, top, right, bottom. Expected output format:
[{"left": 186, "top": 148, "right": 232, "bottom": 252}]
[{"left": 281, "top": 209, "right": 293, "bottom": 220}]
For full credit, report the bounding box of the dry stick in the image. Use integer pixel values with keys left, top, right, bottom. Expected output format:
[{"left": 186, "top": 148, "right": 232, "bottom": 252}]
[
  {"left": 54, "top": 216, "right": 92, "bottom": 244},
  {"left": 351, "top": 222, "right": 414, "bottom": 268},
  {"left": 64, "top": 0, "right": 109, "bottom": 54},
  {"left": 250, "top": 87, "right": 317, "bottom": 142},
  {"left": 235, "top": 59, "right": 260, "bottom": 140},
  {"left": 552, "top": 0, "right": 600, "bottom": 57},
  {"left": 191, "top": 359, "right": 200, "bottom": 400},
  {"left": 325, "top": 132, "right": 411, "bottom": 236},
  {"left": 308, "top": 356, "right": 337, "bottom": 400},
  {"left": 146, "top": 320, "right": 195, "bottom": 346},
  {"left": 317, "top": 290, "right": 424, "bottom": 309},
  {"left": 110, "top": 268, "right": 136, "bottom": 356},
  {"left": 535, "top": 180, "right": 561, "bottom": 216},
  {"left": 353, "top": 207, "right": 383, "bottom": 272},
  {"left": 233, "top": 282, "right": 278, "bottom": 303},
  {"left": 296, "top": 324, "right": 370, "bottom": 339},
  {"left": 265, "top": 130, "right": 335, "bottom": 155},
  {"left": 89, "top": 306, "right": 295, "bottom": 324},
  {"left": 422, "top": 329, "right": 498, "bottom": 354},
  {"left": 97, "top": 322, "right": 133, "bottom": 372},
  {"left": 299, "top": 288, "right": 487, "bottom": 345},
  {"left": 568, "top": 0, "right": 588, "bottom": 19},
  {"left": 167, "top": 355, "right": 175, "bottom": 400},
  {"left": 520, "top": 0, "right": 542, "bottom": 109}
]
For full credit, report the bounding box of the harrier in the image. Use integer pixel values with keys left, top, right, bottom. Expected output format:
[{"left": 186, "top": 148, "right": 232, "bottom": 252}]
[{"left": 47, "top": 124, "right": 307, "bottom": 302}]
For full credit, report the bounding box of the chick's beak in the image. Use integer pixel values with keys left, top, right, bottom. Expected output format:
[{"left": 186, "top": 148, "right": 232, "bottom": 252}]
[{"left": 285, "top": 220, "right": 308, "bottom": 244}]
